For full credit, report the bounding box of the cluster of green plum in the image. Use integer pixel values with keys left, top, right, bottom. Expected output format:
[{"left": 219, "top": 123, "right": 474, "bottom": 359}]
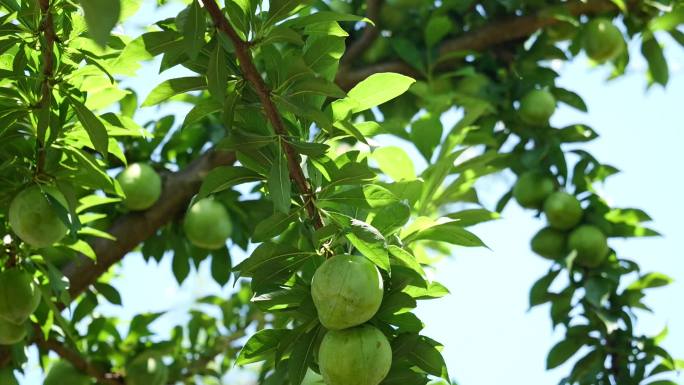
[
  {"left": 0, "top": 269, "right": 40, "bottom": 345},
  {"left": 513, "top": 172, "right": 610, "bottom": 268},
  {"left": 4, "top": 164, "right": 227, "bottom": 383},
  {"left": 115, "top": 162, "right": 233, "bottom": 250},
  {"left": 310, "top": 255, "right": 392, "bottom": 385},
  {"left": 7, "top": 162, "right": 233, "bottom": 256}
]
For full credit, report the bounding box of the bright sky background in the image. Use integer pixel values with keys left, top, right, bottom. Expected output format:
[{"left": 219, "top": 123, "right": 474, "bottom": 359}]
[{"left": 16, "top": 1, "right": 684, "bottom": 384}]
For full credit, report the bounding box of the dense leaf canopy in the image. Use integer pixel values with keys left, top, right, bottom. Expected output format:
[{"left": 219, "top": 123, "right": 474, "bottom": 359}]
[{"left": 0, "top": 0, "right": 682, "bottom": 384}]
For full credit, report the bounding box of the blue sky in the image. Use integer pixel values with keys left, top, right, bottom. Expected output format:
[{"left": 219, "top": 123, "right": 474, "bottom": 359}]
[{"left": 16, "top": 2, "right": 684, "bottom": 384}]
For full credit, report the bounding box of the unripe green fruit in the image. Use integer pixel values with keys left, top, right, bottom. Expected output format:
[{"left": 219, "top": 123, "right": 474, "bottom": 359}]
[
  {"left": 583, "top": 18, "right": 624, "bottom": 63},
  {"left": 543, "top": 192, "right": 583, "bottom": 230},
  {"left": 0, "top": 318, "right": 26, "bottom": 345},
  {"left": 531, "top": 227, "right": 567, "bottom": 259},
  {"left": 126, "top": 353, "right": 169, "bottom": 385},
  {"left": 519, "top": 89, "right": 556, "bottom": 125},
  {"left": 568, "top": 225, "right": 609, "bottom": 268},
  {"left": 311, "top": 255, "right": 384, "bottom": 330},
  {"left": 175, "top": 8, "right": 189, "bottom": 31},
  {"left": 0, "top": 269, "right": 41, "bottom": 325},
  {"left": 183, "top": 198, "right": 232, "bottom": 250},
  {"left": 513, "top": 171, "right": 556, "bottom": 209},
  {"left": 0, "top": 367, "right": 19, "bottom": 385},
  {"left": 117, "top": 163, "right": 162, "bottom": 211},
  {"left": 8, "top": 186, "right": 68, "bottom": 248},
  {"left": 44, "top": 361, "right": 90, "bottom": 385},
  {"left": 319, "top": 325, "right": 392, "bottom": 385},
  {"left": 455, "top": 74, "right": 490, "bottom": 97}
]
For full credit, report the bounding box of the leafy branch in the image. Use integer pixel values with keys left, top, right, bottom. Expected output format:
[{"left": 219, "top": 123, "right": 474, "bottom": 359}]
[
  {"left": 340, "top": 0, "right": 383, "bottom": 67},
  {"left": 335, "top": 0, "right": 624, "bottom": 89},
  {"left": 33, "top": 325, "right": 124, "bottom": 385},
  {"left": 34, "top": 0, "right": 57, "bottom": 176},
  {"left": 203, "top": 0, "right": 324, "bottom": 230}
]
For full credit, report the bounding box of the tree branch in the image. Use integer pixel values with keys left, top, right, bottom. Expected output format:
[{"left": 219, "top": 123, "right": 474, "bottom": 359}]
[
  {"left": 33, "top": 326, "right": 124, "bottom": 385},
  {"left": 61, "top": 149, "right": 236, "bottom": 300},
  {"left": 169, "top": 330, "right": 247, "bottom": 383},
  {"left": 0, "top": 149, "right": 236, "bottom": 368},
  {"left": 203, "top": 0, "right": 324, "bottom": 230},
  {"left": 339, "top": 0, "right": 383, "bottom": 67},
  {"left": 35, "top": 0, "right": 57, "bottom": 176},
  {"left": 335, "top": 0, "right": 621, "bottom": 90}
]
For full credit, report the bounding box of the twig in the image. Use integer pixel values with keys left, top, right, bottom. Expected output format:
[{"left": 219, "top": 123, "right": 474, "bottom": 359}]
[
  {"left": 339, "top": 0, "right": 383, "bottom": 67},
  {"left": 335, "top": 0, "right": 623, "bottom": 89},
  {"left": 169, "top": 330, "right": 247, "bottom": 382},
  {"left": 35, "top": 0, "right": 57, "bottom": 176},
  {"left": 203, "top": 0, "right": 324, "bottom": 229},
  {"left": 33, "top": 325, "right": 124, "bottom": 385}
]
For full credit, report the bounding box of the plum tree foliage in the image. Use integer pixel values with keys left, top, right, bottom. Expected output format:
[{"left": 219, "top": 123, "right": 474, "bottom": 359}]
[{"left": 0, "top": 0, "right": 681, "bottom": 384}]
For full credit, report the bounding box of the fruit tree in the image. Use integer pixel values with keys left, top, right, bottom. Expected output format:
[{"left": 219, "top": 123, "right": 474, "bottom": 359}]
[{"left": 0, "top": 0, "right": 681, "bottom": 384}]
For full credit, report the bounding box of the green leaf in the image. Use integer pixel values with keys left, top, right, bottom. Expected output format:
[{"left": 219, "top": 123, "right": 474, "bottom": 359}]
[
  {"left": 319, "top": 185, "right": 399, "bottom": 209},
  {"left": 346, "top": 73, "right": 415, "bottom": 113},
  {"left": 641, "top": 36, "right": 669, "bottom": 86},
  {"left": 406, "top": 222, "right": 487, "bottom": 247},
  {"left": 267, "top": 0, "right": 308, "bottom": 26},
  {"left": 236, "top": 329, "right": 290, "bottom": 365},
  {"left": 289, "top": 326, "right": 322, "bottom": 385},
  {"left": 70, "top": 98, "right": 109, "bottom": 157},
  {"left": 198, "top": 166, "right": 263, "bottom": 199},
  {"left": 388, "top": 245, "right": 426, "bottom": 278},
  {"left": 142, "top": 77, "right": 207, "bottom": 106},
  {"left": 648, "top": 9, "right": 684, "bottom": 32},
  {"left": 253, "top": 210, "right": 300, "bottom": 242},
  {"left": 410, "top": 337, "right": 449, "bottom": 379},
  {"left": 172, "top": 248, "right": 191, "bottom": 285},
  {"left": 285, "top": 139, "right": 330, "bottom": 157},
  {"left": 183, "top": 0, "right": 206, "bottom": 59},
  {"left": 546, "top": 338, "right": 584, "bottom": 369},
  {"left": 210, "top": 247, "right": 232, "bottom": 286},
  {"left": 234, "top": 242, "right": 315, "bottom": 277},
  {"left": 372, "top": 146, "right": 415, "bottom": 181},
  {"left": 424, "top": 15, "right": 452, "bottom": 47},
  {"left": 328, "top": 212, "right": 389, "bottom": 271},
  {"left": 217, "top": 132, "right": 276, "bottom": 151},
  {"left": 93, "top": 282, "right": 122, "bottom": 305},
  {"left": 80, "top": 0, "right": 121, "bottom": 47},
  {"left": 207, "top": 42, "right": 229, "bottom": 101},
  {"left": 62, "top": 239, "right": 96, "bottom": 261},
  {"left": 389, "top": 38, "right": 425, "bottom": 73},
  {"left": 529, "top": 269, "right": 560, "bottom": 308},
  {"left": 552, "top": 87, "right": 587, "bottom": 112},
  {"left": 269, "top": 144, "right": 292, "bottom": 213},
  {"left": 557, "top": 124, "right": 598, "bottom": 143},
  {"left": 403, "top": 281, "right": 449, "bottom": 300},
  {"left": 445, "top": 209, "right": 500, "bottom": 227},
  {"left": 584, "top": 277, "right": 612, "bottom": 307},
  {"left": 371, "top": 202, "right": 411, "bottom": 236},
  {"left": 627, "top": 272, "right": 673, "bottom": 290},
  {"left": 411, "top": 113, "right": 443, "bottom": 162}
]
